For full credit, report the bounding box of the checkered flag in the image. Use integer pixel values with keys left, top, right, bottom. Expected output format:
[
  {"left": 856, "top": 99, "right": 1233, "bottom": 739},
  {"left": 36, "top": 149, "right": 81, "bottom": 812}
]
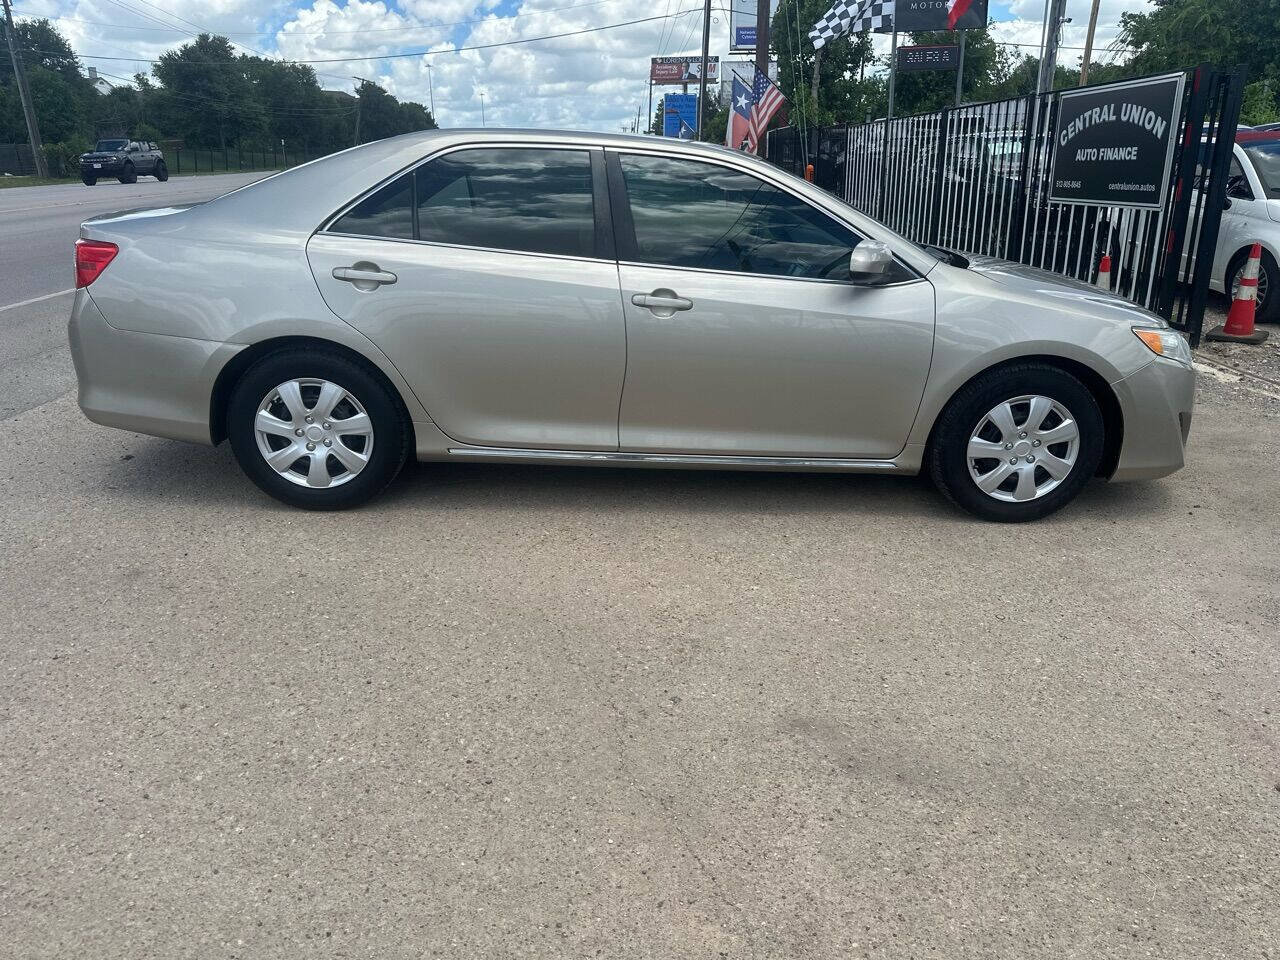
[{"left": 809, "top": 0, "right": 894, "bottom": 49}]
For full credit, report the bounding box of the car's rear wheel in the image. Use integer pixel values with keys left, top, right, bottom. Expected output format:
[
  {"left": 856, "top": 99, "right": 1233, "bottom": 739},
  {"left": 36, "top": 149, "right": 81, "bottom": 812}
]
[
  {"left": 227, "top": 348, "right": 411, "bottom": 510},
  {"left": 1229, "top": 248, "right": 1277, "bottom": 324},
  {"left": 117, "top": 161, "right": 136, "bottom": 184},
  {"left": 154, "top": 161, "right": 168, "bottom": 182},
  {"left": 928, "top": 363, "right": 1105, "bottom": 522}
]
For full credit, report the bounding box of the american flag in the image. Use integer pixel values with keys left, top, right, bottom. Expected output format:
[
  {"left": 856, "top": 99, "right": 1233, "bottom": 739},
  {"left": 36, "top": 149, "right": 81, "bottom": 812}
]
[{"left": 745, "top": 68, "right": 786, "bottom": 154}]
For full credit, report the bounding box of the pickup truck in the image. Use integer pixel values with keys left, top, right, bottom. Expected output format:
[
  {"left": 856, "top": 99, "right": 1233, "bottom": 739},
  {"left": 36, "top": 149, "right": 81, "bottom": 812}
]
[{"left": 79, "top": 139, "right": 168, "bottom": 186}]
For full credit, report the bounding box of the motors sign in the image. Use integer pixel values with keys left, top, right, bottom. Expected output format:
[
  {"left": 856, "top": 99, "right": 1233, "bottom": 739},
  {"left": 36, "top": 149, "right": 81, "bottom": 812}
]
[
  {"left": 895, "top": 0, "right": 988, "bottom": 31},
  {"left": 1048, "top": 74, "right": 1185, "bottom": 208}
]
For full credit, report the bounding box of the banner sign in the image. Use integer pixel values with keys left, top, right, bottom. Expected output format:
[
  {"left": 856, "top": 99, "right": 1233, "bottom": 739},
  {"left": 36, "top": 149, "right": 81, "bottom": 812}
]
[
  {"left": 894, "top": 0, "right": 988, "bottom": 32},
  {"left": 1048, "top": 73, "right": 1185, "bottom": 208},
  {"left": 662, "top": 94, "right": 699, "bottom": 138},
  {"left": 650, "top": 56, "right": 719, "bottom": 85},
  {"left": 897, "top": 44, "right": 959, "bottom": 72},
  {"left": 729, "top": 0, "right": 779, "bottom": 52}
]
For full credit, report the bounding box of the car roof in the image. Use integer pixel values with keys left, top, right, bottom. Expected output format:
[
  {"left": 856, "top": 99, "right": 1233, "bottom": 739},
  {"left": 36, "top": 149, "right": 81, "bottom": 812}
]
[{"left": 1236, "top": 130, "right": 1280, "bottom": 144}]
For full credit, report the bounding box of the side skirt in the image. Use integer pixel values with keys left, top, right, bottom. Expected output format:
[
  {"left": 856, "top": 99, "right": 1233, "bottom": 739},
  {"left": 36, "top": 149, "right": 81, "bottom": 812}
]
[{"left": 441, "top": 446, "right": 912, "bottom": 474}]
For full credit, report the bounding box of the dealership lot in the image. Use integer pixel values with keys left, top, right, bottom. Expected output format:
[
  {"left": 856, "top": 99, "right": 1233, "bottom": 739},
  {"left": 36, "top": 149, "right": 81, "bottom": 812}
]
[{"left": 2, "top": 178, "right": 1279, "bottom": 958}]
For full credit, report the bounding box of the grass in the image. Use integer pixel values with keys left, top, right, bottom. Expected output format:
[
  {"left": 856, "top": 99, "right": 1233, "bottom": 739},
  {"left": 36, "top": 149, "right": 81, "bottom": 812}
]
[{"left": 0, "top": 167, "right": 286, "bottom": 189}]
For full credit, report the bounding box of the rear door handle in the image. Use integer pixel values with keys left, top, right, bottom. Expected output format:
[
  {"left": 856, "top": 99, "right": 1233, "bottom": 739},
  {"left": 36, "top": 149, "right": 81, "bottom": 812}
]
[
  {"left": 332, "top": 265, "right": 398, "bottom": 285},
  {"left": 631, "top": 292, "right": 692, "bottom": 311}
]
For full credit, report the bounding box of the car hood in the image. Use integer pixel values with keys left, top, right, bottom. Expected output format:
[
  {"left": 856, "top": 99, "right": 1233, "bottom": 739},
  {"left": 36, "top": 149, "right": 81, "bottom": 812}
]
[
  {"left": 82, "top": 152, "right": 124, "bottom": 160},
  {"left": 962, "top": 255, "right": 1169, "bottom": 326}
]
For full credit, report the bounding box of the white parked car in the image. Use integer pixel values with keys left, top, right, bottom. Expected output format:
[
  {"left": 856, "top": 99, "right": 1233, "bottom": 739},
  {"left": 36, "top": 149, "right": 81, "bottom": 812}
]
[{"left": 1216, "top": 132, "right": 1280, "bottom": 322}]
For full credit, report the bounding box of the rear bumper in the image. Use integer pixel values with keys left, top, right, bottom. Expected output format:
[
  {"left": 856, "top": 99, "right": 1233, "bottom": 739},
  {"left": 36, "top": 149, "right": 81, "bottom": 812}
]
[
  {"left": 68, "top": 290, "right": 240, "bottom": 445},
  {"left": 1109, "top": 357, "right": 1196, "bottom": 481}
]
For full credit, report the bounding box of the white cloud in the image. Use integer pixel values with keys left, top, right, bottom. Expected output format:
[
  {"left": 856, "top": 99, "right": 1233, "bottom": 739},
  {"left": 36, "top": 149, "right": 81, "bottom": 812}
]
[{"left": 26, "top": 0, "right": 1156, "bottom": 133}]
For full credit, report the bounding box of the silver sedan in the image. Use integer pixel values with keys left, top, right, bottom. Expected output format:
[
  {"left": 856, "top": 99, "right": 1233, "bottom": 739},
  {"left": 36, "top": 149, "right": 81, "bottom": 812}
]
[{"left": 69, "top": 129, "right": 1195, "bottom": 521}]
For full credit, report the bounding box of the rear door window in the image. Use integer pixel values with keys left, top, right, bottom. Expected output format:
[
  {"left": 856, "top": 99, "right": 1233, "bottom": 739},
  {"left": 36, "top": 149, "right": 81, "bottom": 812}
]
[
  {"left": 414, "top": 148, "right": 597, "bottom": 258},
  {"left": 330, "top": 175, "right": 414, "bottom": 240}
]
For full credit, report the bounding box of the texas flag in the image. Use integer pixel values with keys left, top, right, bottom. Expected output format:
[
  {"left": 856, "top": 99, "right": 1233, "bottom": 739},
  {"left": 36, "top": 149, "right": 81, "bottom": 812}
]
[
  {"left": 946, "top": 0, "right": 973, "bottom": 29},
  {"left": 726, "top": 73, "right": 755, "bottom": 151}
]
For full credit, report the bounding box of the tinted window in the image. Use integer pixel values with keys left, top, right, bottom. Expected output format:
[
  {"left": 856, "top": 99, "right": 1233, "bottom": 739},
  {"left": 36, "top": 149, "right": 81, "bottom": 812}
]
[
  {"left": 331, "top": 174, "right": 414, "bottom": 240},
  {"left": 1244, "top": 142, "right": 1280, "bottom": 197},
  {"left": 416, "top": 148, "right": 596, "bottom": 257},
  {"left": 619, "top": 154, "right": 863, "bottom": 279}
]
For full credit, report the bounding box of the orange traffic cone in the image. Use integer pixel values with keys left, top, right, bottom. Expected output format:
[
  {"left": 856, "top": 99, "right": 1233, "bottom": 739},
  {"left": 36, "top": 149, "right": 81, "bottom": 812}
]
[
  {"left": 1206, "top": 243, "right": 1270, "bottom": 344},
  {"left": 1094, "top": 253, "right": 1111, "bottom": 291}
]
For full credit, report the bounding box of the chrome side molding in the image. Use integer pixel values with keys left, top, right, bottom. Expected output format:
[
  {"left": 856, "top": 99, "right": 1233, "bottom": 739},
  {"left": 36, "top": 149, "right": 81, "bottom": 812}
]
[{"left": 445, "top": 446, "right": 901, "bottom": 471}]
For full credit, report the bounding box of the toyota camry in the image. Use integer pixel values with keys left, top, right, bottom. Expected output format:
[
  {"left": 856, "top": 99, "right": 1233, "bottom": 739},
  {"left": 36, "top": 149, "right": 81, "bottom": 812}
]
[{"left": 68, "top": 129, "right": 1195, "bottom": 521}]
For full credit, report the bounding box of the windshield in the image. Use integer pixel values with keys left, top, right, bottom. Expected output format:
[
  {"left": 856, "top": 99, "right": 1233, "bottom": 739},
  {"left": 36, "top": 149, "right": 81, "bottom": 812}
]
[
  {"left": 1243, "top": 142, "right": 1280, "bottom": 197},
  {"left": 94, "top": 139, "right": 128, "bottom": 152}
]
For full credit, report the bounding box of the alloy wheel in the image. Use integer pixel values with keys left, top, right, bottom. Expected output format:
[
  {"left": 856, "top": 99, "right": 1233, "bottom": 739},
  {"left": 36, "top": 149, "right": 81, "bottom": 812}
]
[
  {"left": 253, "top": 378, "right": 374, "bottom": 488},
  {"left": 1232, "top": 261, "right": 1269, "bottom": 309},
  {"left": 966, "top": 395, "right": 1080, "bottom": 503}
]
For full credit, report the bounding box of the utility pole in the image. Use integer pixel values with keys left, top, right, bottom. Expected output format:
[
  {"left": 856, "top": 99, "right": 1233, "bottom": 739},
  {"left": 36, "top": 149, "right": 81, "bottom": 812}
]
[
  {"left": 1, "top": 0, "right": 48, "bottom": 178},
  {"left": 425, "top": 62, "right": 435, "bottom": 118},
  {"left": 1079, "top": 0, "right": 1101, "bottom": 86},
  {"left": 1036, "top": 0, "right": 1069, "bottom": 95},
  {"left": 479, "top": 91, "right": 485, "bottom": 127},
  {"left": 695, "top": 0, "right": 712, "bottom": 139},
  {"left": 352, "top": 76, "right": 372, "bottom": 146},
  {"left": 754, "top": 0, "right": 769, "bottom": 79},
  {"left": 955, "top": 31, "right": 966, "bottom": 105}
]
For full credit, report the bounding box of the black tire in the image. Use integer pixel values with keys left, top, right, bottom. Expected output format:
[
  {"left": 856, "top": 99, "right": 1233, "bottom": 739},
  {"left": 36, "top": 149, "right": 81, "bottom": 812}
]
[
  {"left": 928, "top": 363, "right": 1105, "bottom": 523},
  {"left": 82, "top": 176, "right": 96, "bottom": 186},
  {"left": 227, "top": 347, "right": 411, "bottom": 510},
  {"left": 1228, "top": 248, "right": 1278, "bottom": 324},
  {"left": 154, "top": 161, "right": 168, "bottom": 182},
  {"left": 118, "top": 162, "right": 136, "bottom": 184}
]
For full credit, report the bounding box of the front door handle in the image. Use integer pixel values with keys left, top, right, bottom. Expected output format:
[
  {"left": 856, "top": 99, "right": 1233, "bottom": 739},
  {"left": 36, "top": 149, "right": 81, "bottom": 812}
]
[
  {"left": 631, "top": 292, "right": 692, "bottom": 312},
  {"left": 332, "top": 264, "right": 398, "bottom": 286}
]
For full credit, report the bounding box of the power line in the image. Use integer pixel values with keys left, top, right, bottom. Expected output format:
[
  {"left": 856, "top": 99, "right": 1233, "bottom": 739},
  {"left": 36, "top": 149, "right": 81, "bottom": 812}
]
[
  {"left": 13, "top": 0, "right": 636, "bottom": 37},
  {"left": 31, "top": 9, "right": 711, "bottom": 67}
]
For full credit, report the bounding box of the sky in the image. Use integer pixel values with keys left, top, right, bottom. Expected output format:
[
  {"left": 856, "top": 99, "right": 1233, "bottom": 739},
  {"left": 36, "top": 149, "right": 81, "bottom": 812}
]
[{"left": 11, "top": 0, "right": 1152, "bottom": 132}]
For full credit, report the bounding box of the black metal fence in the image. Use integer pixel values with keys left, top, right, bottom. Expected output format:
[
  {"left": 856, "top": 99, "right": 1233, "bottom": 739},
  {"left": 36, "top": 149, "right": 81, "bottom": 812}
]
[
  {"left": 766, "top": 65, "right": 1245, "bottom": 345},
  {"left": 0, "top": 142, "right": 322, "bottom": 179}
]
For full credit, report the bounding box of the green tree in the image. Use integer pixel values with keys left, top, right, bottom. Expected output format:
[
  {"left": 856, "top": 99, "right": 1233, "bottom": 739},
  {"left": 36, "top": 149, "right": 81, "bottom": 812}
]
[
  {"left": 1119, "top": 0, "right": 1280, "bottom": 118},
  {"left": 772, "top": 0, "right": 882, "bottom": 125},
  {"left": 153, "top": 35, "right": 264, "bottom": 149},
  {"left": 891, "top": 28, "right": 1015, "bottom": 114}
]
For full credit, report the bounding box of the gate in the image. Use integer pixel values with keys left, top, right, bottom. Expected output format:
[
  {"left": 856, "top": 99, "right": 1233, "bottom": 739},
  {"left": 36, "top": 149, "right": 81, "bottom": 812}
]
[{"left": 765, "top": 65, "right": 1245, "bottom": 345}]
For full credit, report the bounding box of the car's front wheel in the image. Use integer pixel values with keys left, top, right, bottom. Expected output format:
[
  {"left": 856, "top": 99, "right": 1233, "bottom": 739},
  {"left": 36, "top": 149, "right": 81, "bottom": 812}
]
[
  {"left": 227, "top": 348, "right": 411, "bottom": 510},
  {"left": 154, "top": 161, "right": 168, "bottom": 182},
  {"left": 928, "top": 363, "right": 1105, "bottom": 522},
  {"left": 117, "top": 161, "right": 136, "bottom": 184},
  {"left": 81, "top": 176, "right": 96, "bottom": 186}
]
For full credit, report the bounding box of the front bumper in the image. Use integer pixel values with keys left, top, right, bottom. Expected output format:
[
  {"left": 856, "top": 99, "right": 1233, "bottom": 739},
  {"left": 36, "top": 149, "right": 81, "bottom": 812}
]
[
  {"left": 80, "top": 159, "right": 122, "bottom": 173},
  {"left": 68, "top": 290, "right": 242, "bottom": 445},
  {"left": 1109, "top": 356, "right": 1196, "bottom": 481}
]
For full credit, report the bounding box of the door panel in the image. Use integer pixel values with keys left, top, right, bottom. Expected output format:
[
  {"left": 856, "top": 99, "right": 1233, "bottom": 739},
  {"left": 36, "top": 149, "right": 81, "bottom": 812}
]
[
  {"left": 308, "top": 233, "right": 626, "bottom": 450},
  {"left": 617, "top": 265, "right": 935, "bottom": 457}
]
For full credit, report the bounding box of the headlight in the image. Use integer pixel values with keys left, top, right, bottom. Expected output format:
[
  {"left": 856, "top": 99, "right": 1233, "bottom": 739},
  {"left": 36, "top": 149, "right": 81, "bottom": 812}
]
[{"left": 1133, "top": 326, "right": 1192, "bottom": 365}]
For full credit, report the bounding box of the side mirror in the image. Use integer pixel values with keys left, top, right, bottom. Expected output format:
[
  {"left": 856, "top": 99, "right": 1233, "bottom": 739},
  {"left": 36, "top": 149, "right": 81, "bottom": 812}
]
[{"left": 849, "top": 240, "right": 894, "bottom": 283}]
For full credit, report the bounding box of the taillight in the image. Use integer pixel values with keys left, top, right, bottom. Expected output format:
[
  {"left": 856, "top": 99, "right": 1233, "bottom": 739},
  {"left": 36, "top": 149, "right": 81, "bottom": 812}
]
[{"left": 74, "top": 239, "right": 118, "bottom": 288}]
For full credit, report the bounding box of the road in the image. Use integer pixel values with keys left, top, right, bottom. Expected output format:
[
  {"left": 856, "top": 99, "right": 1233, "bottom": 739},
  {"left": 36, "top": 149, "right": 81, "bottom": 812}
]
[
  {"left": 1, "top": 178, "right": 1278, "bottom": 958},
  {"left": 0, "top": 174, "right": 267, "bottom": 420}
]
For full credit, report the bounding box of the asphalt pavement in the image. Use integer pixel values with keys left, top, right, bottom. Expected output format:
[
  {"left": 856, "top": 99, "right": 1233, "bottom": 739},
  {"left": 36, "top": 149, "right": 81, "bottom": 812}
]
[
  {"left": 0, "top": 173, "right": 267, "bottom": 420},
  {"left": 1, "top": 177, "right": 1278, "bottom": 959}
]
